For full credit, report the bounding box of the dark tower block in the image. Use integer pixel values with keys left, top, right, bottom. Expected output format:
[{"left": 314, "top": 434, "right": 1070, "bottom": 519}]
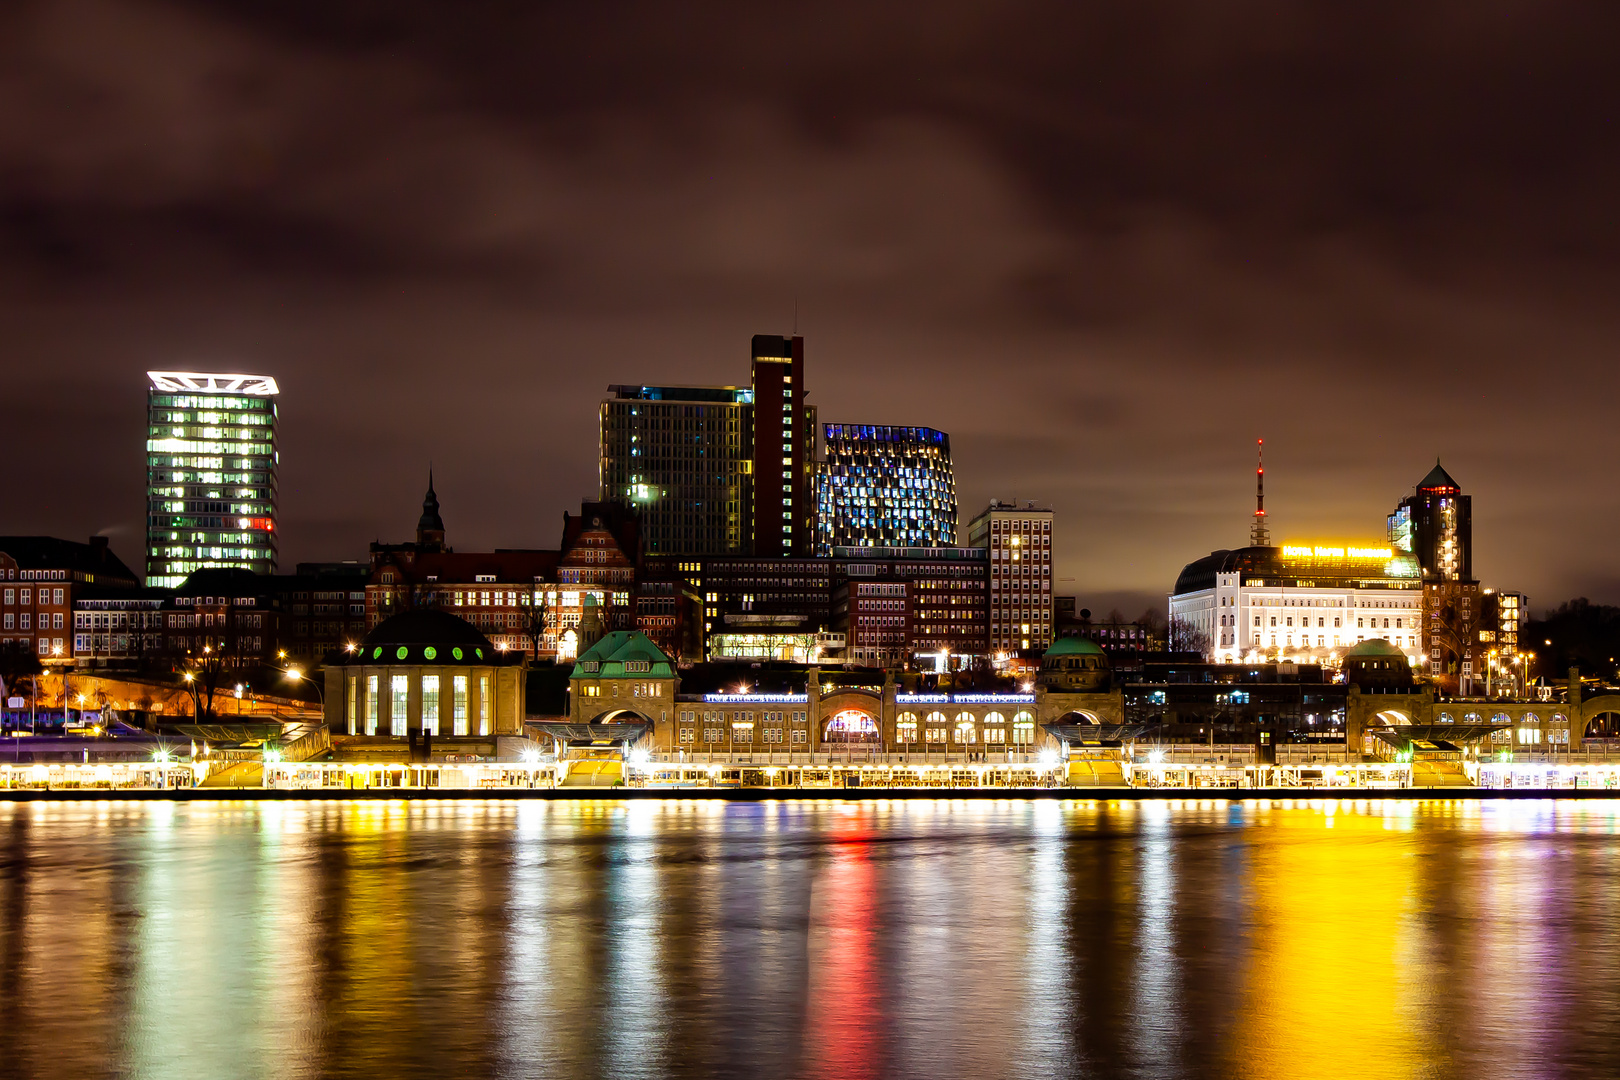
[{"left": 750, "top": 334, "right": 813, "bottom": 557}]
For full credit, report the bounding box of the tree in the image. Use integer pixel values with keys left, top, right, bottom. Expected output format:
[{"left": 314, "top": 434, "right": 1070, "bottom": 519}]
[
  {"left": 179, "top": 635, "right": 235, "bottom": 724},
  {"left": 521, "top": 582, "right": 552, "bottom": 659},
  {"left": 1528, "top": 598, "right": 1620, "bottom": 685},
  {"left": 1167, "top": 616, "right": 1212, "bottom": 657},
  {"left": 1426, "top": 580, "right": 1488, "bottom": 693}
]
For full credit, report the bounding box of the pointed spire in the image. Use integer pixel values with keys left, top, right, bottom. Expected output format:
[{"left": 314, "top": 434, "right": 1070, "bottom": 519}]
[{"left": 416, "top": 467, "right": 446, "bottom": 550}]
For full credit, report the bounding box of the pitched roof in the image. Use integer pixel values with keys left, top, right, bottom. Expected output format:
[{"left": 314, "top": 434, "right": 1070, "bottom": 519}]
[
  {"left": 1417, "top": 460, "right": 1460, "bottom": 491},
  {"left": 570, "top": 631, "right": 675, "bottom": 679},
  {"left": 0, "top": 536, "right": 139, "bottom": 585}
]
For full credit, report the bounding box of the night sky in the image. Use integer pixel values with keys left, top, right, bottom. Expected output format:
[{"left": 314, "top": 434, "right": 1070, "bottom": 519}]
[{"left": 3, "top": 2, "right": 1617, "bottom": 616}]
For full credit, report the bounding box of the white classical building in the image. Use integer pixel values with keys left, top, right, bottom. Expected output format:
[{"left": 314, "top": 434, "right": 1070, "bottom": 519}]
[{"left": 1170, "top": 543, "right": 1424, "bottom": 666}]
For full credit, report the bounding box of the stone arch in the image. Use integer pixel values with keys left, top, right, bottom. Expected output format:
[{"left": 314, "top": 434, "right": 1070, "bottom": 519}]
[
  {"left": 583, "top": 706, "right": 656, "bottom": 726},
  {"left": 823, "top": 706, "right": 880, "bottom": 745},
  {"left": 1577, "top": 695, "right": 1620, "bottom": 743},
  {"left": 1374, "top": 709, "right": 1414, "bottom": 726},
  {"left": 1584, "top": 709, "right": 1620, "bottom": 739}
]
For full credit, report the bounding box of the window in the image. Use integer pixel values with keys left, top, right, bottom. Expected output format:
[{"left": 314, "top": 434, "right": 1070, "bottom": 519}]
[
  {"left": 926, "top": 727, "right": 947, "bottom": 742},
  {"left": 983, "top": 728, "right": 1006, "bottom": 744},
  {"left": 453, "top": 675, "right": 468, "bottom": 735},
  {"left": 679, "top": 728, "right": 695, "bottom": 743},
  {"left": 366, "top": 675, "right": 379, "bottom": 735},
  {"left": 390, "top": 675, "right": 408, "bottom": 736},
  {"left": 422, "top": 675, "right": 441, "bottom": 735},
  {"left": 479, "top": 676, "right": 491, "bottom": 736},
  {"left": 347, "top": 676, "right": 357, "bottom": 735},
  {"left": 791, "top": 729, "right": 808, "bottom": 744},
  {"left": 704, "top": 728, "right": 723, "bottom": 743}
]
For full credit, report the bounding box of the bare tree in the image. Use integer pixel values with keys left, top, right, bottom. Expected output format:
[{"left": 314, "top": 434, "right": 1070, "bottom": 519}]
[
  {"left": 179, "top": 634, "right": 235, "bottom": 724},
  {"left": 522, "top": 583, "right": 551, "bottom": 659},
  {"left": 1167, "top": 616, "right": 1212, "bottom": 656},
  {"left": 1427, "top": 580, "right": 1487, "bottom": 693}
]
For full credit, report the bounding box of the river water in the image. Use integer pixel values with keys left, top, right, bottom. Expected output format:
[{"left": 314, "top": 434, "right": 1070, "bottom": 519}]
[{"left": 1, "top": 798, "right": 1618, "bottom": 1079}]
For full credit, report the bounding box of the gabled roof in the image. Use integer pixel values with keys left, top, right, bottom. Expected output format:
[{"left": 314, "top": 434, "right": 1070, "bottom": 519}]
[
  {"left": 0, "top": 536, "right": 139, "bottom": 585},
  {"left": 1417, "top": 460, "right": 1460, "bottom": 491},
  {"left": 570, "top": 631, "right": 675, "bottom": 679}
]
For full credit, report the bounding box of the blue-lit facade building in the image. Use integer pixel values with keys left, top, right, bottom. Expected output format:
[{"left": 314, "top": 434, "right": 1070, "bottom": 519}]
[
  {"left": 815, "top": 424, "right": 957, "bottom": 554},
  {"left": 145, "top": 372, "right": 279, "bottom": 588}
]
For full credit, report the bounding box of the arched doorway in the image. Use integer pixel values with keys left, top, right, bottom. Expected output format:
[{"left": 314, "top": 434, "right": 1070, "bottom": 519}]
[
  {"left": 1586, "top": 711, "right": 1620, "bottom": 739},
  {"left": 823, "top": 708, "right": 880, "bottom": 746}
]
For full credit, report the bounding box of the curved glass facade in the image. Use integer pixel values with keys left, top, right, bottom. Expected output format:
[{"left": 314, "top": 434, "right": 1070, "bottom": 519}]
[{"left": 815, "top": 424, "right": 957, "bottom": 554}]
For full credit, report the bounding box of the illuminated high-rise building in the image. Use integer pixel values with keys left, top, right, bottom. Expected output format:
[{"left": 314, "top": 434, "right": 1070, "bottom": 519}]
[
  {"left": 969, "top": 500, "right": 1055, "bottom": 655},
  {"left": 1388, "top": 461, "right": 1471, "bottom": 582},
  {"left": 815, "top": 425, "right": 957, "bottom": 553},
  {"left": 598, "top": 334, "right": 816, "bottom": 558},
  {"left": 145, "top": 371, "right": 279, "bottom": 587}
]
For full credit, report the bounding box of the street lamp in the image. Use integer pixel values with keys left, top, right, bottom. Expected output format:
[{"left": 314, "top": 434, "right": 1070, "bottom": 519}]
[{"left": 284, "top": 667, "right": 325, "bottom": 718}]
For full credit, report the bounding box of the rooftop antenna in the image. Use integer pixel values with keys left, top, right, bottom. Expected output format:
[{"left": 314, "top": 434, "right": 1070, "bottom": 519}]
[{"left": 1249, "top": 438, "right": 1270, "bottom": 547}]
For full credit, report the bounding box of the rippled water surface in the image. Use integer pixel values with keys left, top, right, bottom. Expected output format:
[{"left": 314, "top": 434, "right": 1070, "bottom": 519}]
[{"left": 3, "top": 798, "right": 1620, "bottom": 1079}]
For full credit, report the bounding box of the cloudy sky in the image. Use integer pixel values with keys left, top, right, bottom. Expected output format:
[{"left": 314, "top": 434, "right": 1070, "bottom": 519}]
[{"left": 2, "top": 1, "right": 1617, "bottom": 615}]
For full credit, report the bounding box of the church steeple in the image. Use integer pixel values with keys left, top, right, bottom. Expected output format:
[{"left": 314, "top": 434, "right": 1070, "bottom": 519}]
[{"left": 416, "top": 469, "right": 446, "bottom": 551}]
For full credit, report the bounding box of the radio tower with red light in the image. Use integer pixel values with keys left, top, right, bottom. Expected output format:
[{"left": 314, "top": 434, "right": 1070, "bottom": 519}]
[{"left": 1249, "top": 438, "right": 1270, "bottom": 548}]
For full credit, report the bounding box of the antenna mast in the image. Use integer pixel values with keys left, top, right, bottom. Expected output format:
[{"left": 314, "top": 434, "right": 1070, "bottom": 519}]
[{"left": 1249, "top": 438, "right": 1270, "bottom": 547}]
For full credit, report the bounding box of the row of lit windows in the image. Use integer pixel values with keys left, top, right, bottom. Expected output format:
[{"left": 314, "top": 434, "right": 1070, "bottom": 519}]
[{"left": 347, "top": 673, "right": 491, "bottom": 736}]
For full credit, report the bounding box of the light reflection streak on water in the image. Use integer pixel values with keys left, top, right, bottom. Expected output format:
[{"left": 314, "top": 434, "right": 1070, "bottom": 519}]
[
  {"left": 498, "top": 800, "right": 555, "bottom": 1075},
  {"left": 803, "top": 801, "right": 883, "bottom": 1080},
  {"left": 1128, "top": 799, "right": 1180, "bottom": 1075},
  {"left": 600, "top": 799, "right": 666, "bottom": 1079},
  {"left": 1017, "top": 798, "right": 1076, "bottom": 1078}
]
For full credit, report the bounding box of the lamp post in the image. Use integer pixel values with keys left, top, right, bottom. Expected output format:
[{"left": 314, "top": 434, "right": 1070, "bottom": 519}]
[{"left": 283, "top": 666, "right": 325, "bottom": 719}]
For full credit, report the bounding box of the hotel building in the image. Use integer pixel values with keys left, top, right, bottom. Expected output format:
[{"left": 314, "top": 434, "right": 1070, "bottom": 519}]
[
  {"left": 968, "top": 501, "right": 1055, "bottom": 655},
  {"left": 1169, "top": 543, "right": 1423, "bottom": 665},
  {"left": 815, "top": 424, "right": 957, "bottom": 553},
  {"left": 145, "top": 371, "right": 279, "bottom": 587}
]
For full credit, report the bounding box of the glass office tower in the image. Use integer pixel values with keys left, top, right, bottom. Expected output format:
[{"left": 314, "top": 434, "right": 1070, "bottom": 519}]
[
  {"left": 145, "top": 371, "right": 279, "bottom": 587},
  {"left": 815, "top": 424, "right": 957, "bottom": 553}
]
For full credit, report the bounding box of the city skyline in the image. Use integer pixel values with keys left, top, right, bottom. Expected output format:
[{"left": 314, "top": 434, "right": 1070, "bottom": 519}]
[
  {"left": 4, "top": 3, "right": 1617, "bottom": 617},
  {"left": 0, "top": 356, "right": 1600, "bottom": 615}
]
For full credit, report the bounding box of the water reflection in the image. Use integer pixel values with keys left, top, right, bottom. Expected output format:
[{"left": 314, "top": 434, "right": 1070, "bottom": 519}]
[{"left": 2, "top": 798, "right": 1620, "bottom": 1079}]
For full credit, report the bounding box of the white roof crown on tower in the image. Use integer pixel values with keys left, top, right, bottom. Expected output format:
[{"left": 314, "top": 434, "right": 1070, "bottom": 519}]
[{"left": 147, "top": 371, "right": 279, "bottom": 396}]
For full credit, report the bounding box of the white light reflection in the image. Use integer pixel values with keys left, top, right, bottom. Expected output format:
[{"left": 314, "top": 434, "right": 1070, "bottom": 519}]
[
  {"left": 497, "top": 800, "right": 560, "bottom": 1075},
  {"left": 1128, "top": 800, "right": 1181, "bottom": 1072},
  {"left": 1019, "top": 798, "right": 1078, "bottom": 1072},
  {"left": 600, "top": 800, "right": 668, "bottom": 1078}
]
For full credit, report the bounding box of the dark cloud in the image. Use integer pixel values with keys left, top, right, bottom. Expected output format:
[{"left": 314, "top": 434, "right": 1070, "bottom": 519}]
[{"left": 1, "top": 0, "right": 1617, "bottom": 616}]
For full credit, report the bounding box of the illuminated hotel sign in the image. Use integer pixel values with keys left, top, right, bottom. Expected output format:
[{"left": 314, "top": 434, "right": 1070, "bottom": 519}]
[{"left": 1281, "top": 544, "right": 1394, "bottom": 561}]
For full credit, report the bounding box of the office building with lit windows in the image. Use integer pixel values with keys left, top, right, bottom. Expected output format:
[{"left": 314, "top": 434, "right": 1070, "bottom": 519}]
[
  {"left": 598, "top": 334, "right": 816, "bottom": 558},
  {"left": 815, "top": 424, "right": 957, "bottom": 553},
  {"left": 145, "top": 372, "right": 279, "bottom": 588},
  {"left": 968, "top": 501, "right": 1056, "bottom": 656}
]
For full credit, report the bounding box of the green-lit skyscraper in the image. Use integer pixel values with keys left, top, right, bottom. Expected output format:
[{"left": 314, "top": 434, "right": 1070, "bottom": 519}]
[{"left": 145, "top": 371, "right": 279, "bottom": 587}]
